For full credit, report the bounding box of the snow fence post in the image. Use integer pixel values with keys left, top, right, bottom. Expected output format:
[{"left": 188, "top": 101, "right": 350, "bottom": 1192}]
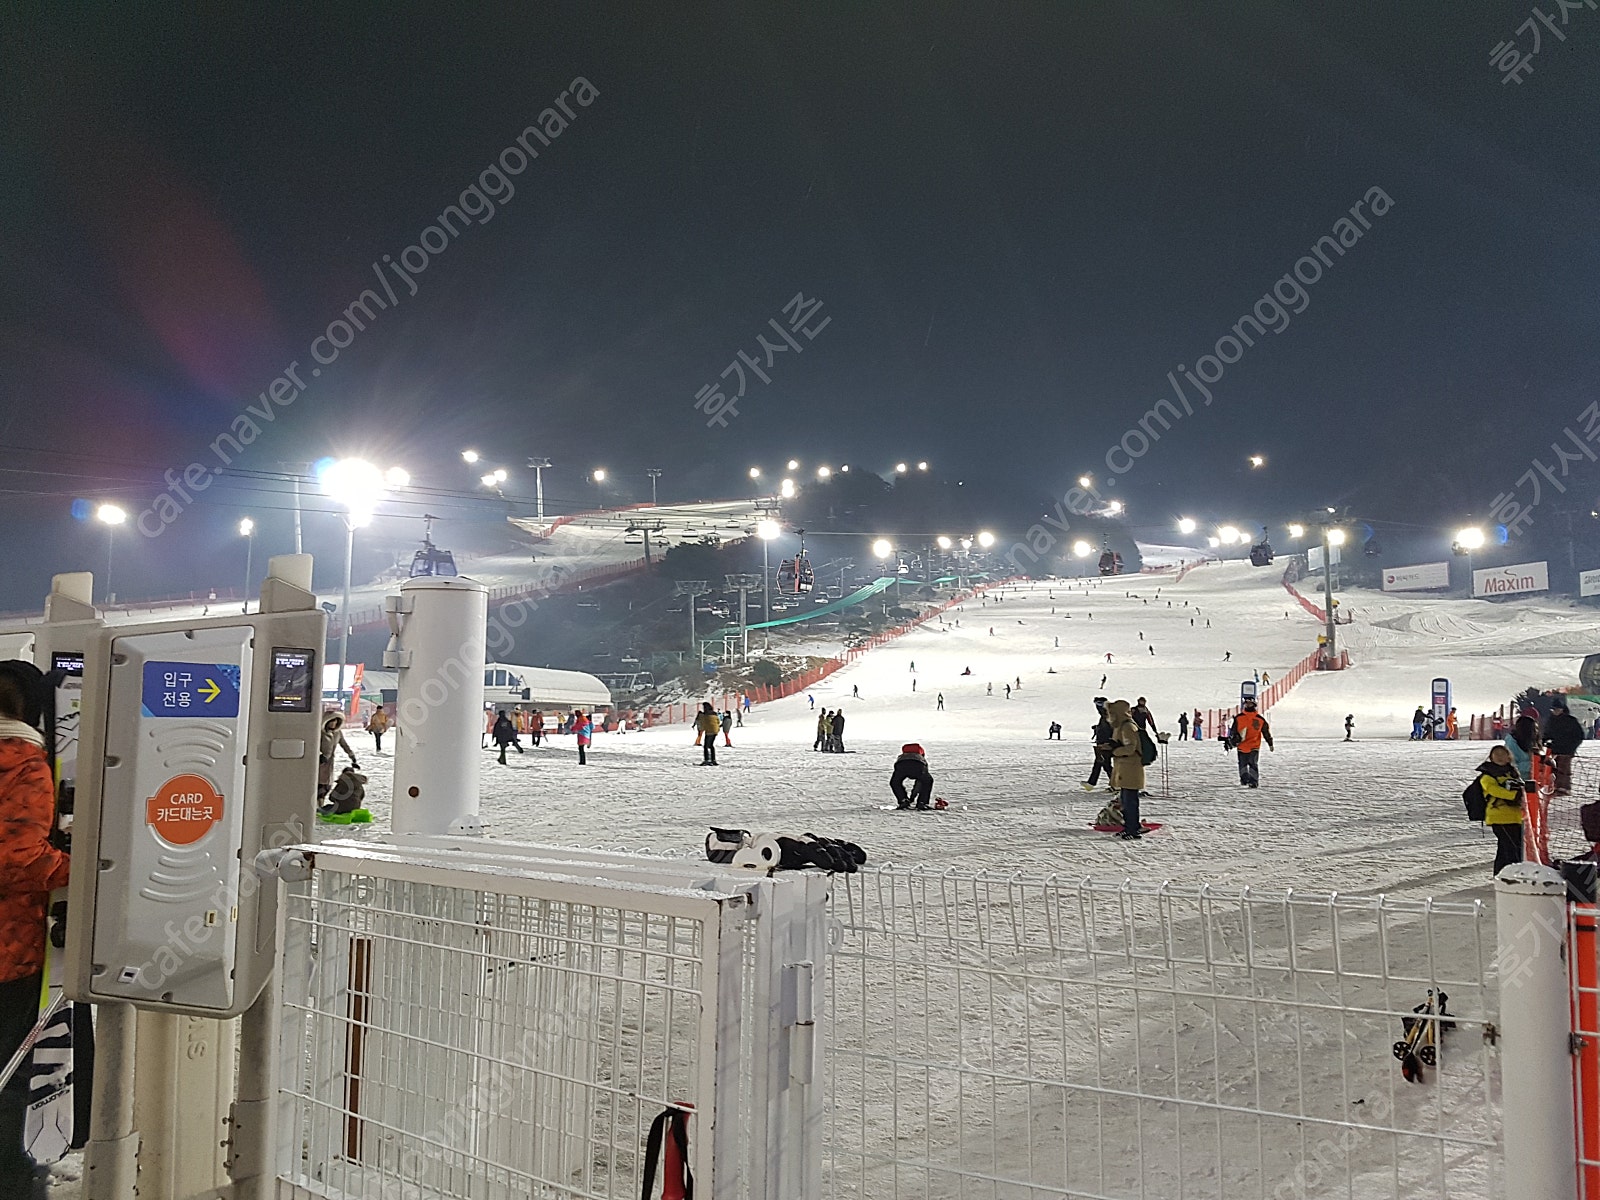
[{"left": 1497, "top": 862, "right": 1579, "bottom": 1200}]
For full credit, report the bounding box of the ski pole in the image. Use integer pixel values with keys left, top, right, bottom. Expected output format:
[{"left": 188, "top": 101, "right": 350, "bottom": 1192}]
[{"left": 0, "top": 992, "right": 66, "bottom": 1092}]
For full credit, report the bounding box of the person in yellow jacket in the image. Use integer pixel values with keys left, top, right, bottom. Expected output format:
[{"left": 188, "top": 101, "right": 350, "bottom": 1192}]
[
  {"left": 1102, "top": 699, "right": 1147, "bottom": 840},
  {"left": 365, "top": 705, "right": 390, "bottom": 753},
  {"left": 1476, "top": 745, "right": 1526, "bottom": 874},
  {"left": 694, "top": 703, "right": 721, "bottom": 766}
]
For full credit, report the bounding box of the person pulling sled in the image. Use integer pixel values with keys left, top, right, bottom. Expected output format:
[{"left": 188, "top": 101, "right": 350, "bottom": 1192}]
[{"left": 890, "top": 743, "right": 934, "bottom": 810}]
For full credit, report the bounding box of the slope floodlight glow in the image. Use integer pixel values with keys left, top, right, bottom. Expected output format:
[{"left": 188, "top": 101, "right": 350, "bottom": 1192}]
[{"left": 1177, "top": 517, "right": 1197, "bottom": 534}]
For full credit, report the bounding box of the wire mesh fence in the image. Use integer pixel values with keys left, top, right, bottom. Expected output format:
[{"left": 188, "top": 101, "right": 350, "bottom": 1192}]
[{"left": 823, "top": 869, "right": 1502, "bottom": 1200}]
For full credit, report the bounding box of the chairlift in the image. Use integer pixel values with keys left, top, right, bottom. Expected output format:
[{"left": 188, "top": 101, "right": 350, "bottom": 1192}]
[
  {"left": 777, "top": 530, "right": 816, "bottom": 593},
  {"left": 408, "top": 514, "right": 459, "bottom": 578}
]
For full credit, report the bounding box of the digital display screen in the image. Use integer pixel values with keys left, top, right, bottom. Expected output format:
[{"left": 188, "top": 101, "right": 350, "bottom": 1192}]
[
  {"left": 50, "top": 652, "right": 85, "bottom": 677},
  {"left": 268, "top": 647, "right": 315, "bottom": 713}
]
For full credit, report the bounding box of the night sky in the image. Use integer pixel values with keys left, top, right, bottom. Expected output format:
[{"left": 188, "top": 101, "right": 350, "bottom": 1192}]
[{"left": 1, "top": 3, "right": 1596, "bottom": 605}]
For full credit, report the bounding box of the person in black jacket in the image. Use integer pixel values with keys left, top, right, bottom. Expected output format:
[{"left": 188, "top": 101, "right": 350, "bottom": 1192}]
[
  {"left": 890, "top": 743, "right": 933, "bottom": 810},
  {"left": 490, "top": 710, "right": 523, "bottom": 765},
  {"left": 830, "top": 709, "right": 847, "bottom": 753},
  {"left": 1083, "top": 698, "right": 1113, "bottom": 791},
  {"left": 1544, "top": 699, "right": 1586, "bottom": 796}
]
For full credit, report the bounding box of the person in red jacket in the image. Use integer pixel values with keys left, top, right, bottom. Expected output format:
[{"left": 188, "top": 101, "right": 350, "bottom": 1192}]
[
  {"left": 0, "top": 660, "right": 70, "bottom": 1192},
  {"left": 1227, "top": 698, "right": 1275, "bottom": 788}
]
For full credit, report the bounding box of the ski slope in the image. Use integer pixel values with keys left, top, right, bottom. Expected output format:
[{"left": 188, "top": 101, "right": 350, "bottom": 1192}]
[{"left": 348, "top": 559, "right": 1600, "bottom": 901}]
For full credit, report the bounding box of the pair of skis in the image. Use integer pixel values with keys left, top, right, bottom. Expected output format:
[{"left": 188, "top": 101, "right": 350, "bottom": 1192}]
[{"left": 1393, "top": 989, "right": 1453, "bottom": 1083}]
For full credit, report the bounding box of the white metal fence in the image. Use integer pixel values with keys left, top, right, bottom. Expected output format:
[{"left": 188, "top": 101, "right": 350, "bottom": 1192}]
[
  {"left": 823, "top": 870, "right": 1502, "bottom": 1200},
  {"left": 275, "top": 842, "right": 827, "bottom": 1200}
]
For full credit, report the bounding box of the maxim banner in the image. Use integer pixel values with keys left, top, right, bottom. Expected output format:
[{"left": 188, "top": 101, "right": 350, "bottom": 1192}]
[
  {"left": 1473, "top": 561, "right": 1549, "bottom": 598},
  {"left": 1382, "top": 562, "right": 1450, "bottom": 592}
]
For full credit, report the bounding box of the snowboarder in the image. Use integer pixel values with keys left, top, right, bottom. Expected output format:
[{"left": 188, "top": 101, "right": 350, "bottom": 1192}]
[
  {"left": 0, "top": 661, "right": 71, "bottom": 1190},
  {"left": 1470, "top": 745, "right": 1526, "bottom": 874},
  {"left": 1342, "top": 714, "right": 1354, "bottom": 741},
  {"left": 1104, "top": 699, "right": 1147, "bottom": 839},
  {"left": 1100, "top": 674, "right": 1107, "bottom": 688},
  {"left": 1544, "top": 700, "right": 1586, "bottom": 796},
  {"left": 318, "top": 713, "right": 359, "bottom": 801},
  {"left": 1177, "top": 712, "right": 1189, "bottom": 741},
  {"left": 1148, "top": 645, "right": 1155, "bottom": 656},
  {"left": 491, "top": 710, "right": 523, "bottom": 765},
  {"left": 695, "top": 704, "right": 720, "bottom": 765},
  {"left": 1226, "top": 699, "right": 1274, "bottom": 788},
  {"left": 831, "top": 709, "right": 847, "bottom": 753},
  {"left": 1223, "top": 651, "right": 1231, "bottom": 662},
  {"left": 936, "top": 693, "right": 944, "bottom": 711},
  {"left": 808, "top": 694, "right": 815, "bottom": 710},
  {"left": 889, "top": 743, "right": 934, "bottom": 810},
  {"left": 366, "top": 705, "right": 389, "bottom": 753},
  {"left": 1048, "top": 721, "right": 1062, "bottom": 740}
]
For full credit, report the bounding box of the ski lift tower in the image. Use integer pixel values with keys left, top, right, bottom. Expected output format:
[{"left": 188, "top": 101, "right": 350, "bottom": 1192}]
[
  {"left": 675, "top": 581, "right": 711, "bottom": 657},
  {"left": 726, "top": 573, "right": 763, "bottom": 661},
  {"left": 526, "top": 457, "right": 552, "bottom": 524},
  {"left": 625, "top": 519, "right": 667, "bottom": 564}
]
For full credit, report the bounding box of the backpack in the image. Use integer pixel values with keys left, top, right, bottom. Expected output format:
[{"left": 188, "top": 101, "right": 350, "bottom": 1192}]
[
  {"left": 1139, "top": 729, "right": 1158, "bottom": 766},
  {"left": 1461, "top": 778, "right": 1487, "bottom": 823}
]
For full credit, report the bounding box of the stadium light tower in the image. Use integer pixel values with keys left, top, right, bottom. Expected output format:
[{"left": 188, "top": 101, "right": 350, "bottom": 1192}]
[
  {"left": 816, "top": 465, "right": 832, "bottom": 480},
  {"left": 1320, "top": 523, "right": 1348, "bottom": 664},
  {"left": 976, "top": 530, "right": 996, "bottom": 549},
  {"left": 321, "top": 457, "right": 402, "bottom": 709},
  {"left": 1453, "top": 525, "right": 1486, "bottom": 590},
  {"left": 786, "top": 459, "right": 799, "bottom": 471},
  {"left": 1218, "top": 526, "right": 1241, "bottom": 545},
  {"left": 894, "top": 462, "right": 908, "bottom": 475},
  {"left": 756, "top": 519, "right": 781, "bottom": 634},
  {"left": 1177, "top": 517, "right": 1197, "bottom": 534},
  {"left": 646, "top": 468, "right": 663, "bottom": 505},
  {"left": 239, "top": 517, "right": 256, "bottom": 613},
  {"left": 1287, "top": 523, "right": 1306, "bottom": 539}
]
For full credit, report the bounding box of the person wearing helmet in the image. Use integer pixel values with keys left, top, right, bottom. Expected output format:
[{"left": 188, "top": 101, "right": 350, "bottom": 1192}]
[
  {"left": 1227, "top": 698, "right": 1274, "bottom": 788},
  {"left": 890, "top": 743, "right": 933, "bottom": 810}
]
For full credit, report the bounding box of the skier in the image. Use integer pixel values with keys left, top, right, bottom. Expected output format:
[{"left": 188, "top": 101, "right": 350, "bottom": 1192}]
[
  {"left": 1223, "top": 651, "right": 1231, "bottom": 662},
  {"left": 889, "top": 743, "right": 934, "bottom": 810},
  {"left": 912, "top": 679, "right": 917, "bottom": 693},
  {"left": 365, "top": 705, "right": 390, "bottom": 753},
  {"left": 987, "top": 683, "right": 993, "bottom": 696},
  {"left": 1103, "top": 699, "right": 1147, "bottom": 839},
  {"left": 808, "top": 694, "right": 815, "bottom": 710},
  {"left": 852, "top": 684, "right": 860, "bottom": 699},
  {"left": 491, "top": 710, "right": 523, "bottom": 765},
  {"left": 1261, "top": 671, "right": 1271, "bottom": 687},
  {"left": 695, "top": 703, "right": 720, "bottom": 765},
  {"left": 1471, "top": 745, "right": 1527, "bottom": 874},
  {"left": 814, "top": 710, "right": 830, "bottom": 751},
  {"left": 1148, "top": 645, "right": 1155, "bottom": 656},
  {"left": 936, "top": 693, "right": 944, "bottom": 711},
  {"left": 1004, "top": 684, "right": 1011, "bottom": 699},
  {"left": 1139, "top": 632, "right": 1143, "bottom": 641},
  {"left": 1054, "top": 637, "right": 1059, "bottom": 648},
  {"left": 1343, "top": 714, "right": 1355, "bottom": 742},
  {"left": 909, "top": 661, "right": 916, "bottom": 673},
  {"left": 1176, "top": 711, "right": 1189, "bottom": 741},
  {"left": 1105, "top": 652, "right": 1114, "bottom": 663},
  {"left": 1226, "top": 699, "right": 1274, "bottom": 788},
  {"left": 1047, "top": 721, "right": 1062, "bottom": 740},
  {"left": 573, "top": 709, "right": 593, "bottom": 765},
  {"left": 1544, "top": 699, "right": 1586, "bottom": 796},
  {"left": 318, "top": 713, "right": 359, "bottom": 801},
  {"left": 1100, "top": 674, "right": 1107, "bottom": 688},
  {"left": 0, "top": 661, "right": 70, "bottom": 1191},
  {"left": 990, "top": 627, "right": 995, "bottom": 636}
]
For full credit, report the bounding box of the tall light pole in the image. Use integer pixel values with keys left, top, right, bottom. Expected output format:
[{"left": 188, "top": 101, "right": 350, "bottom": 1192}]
[
  {"left": 1321, "top": 525, "right": 1346, "bottom": 662},
  {"left": 526, "top": 457, "right": 552, "bottom": 523},
  {"left": 321, "top": 459, "right": 404, "bottom": 711},
  {"left": 96, "top": 503, "right": 126, "bottom": 605},
  {"left": 756, "top": 519, "right": 780, "bottom": 649},
  {"left": 646, "top": 468, "right": 662, "bottom": 506},
  {"left": 1454, "top": 526, "right": 1486, "bottom": 595},
  {"left": 239, "top": 518, "right": 255, "bottom": 613},
  {"left": 591, "top": 468, "right": 606, "bottom": 508}
]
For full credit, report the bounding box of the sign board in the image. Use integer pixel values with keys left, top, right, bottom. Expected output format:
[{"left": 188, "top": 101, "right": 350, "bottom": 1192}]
[
  {"left": 1383, "top": 562, "right": 1451, "bottom": 592},
  {"left": 1240, "top": 681, "right": 1257, "bottom": 705},
  {"left": 1431, "top": 678, "right": 1451, "bottom": 740},
  {"left": 1581, "top": 568, "right": 1600, "bottom": 598},
  {"left": 1473, "top": 560, "right": 1550, "bottom": 598},
  {"left": 141, "top": 661, "right": 242, "bottom": 718},
  {"left": 1306, "top": 545, "right": 1342, "bottom": 573}
]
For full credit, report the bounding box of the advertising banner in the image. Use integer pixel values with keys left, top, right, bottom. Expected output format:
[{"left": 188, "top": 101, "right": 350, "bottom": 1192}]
[
  {"left": 1472, "top": 561, "right": 1549, "bottom": 598},
  {"left": 1580, "top": 567, "right": 1600, "bottom": 598},
  {"left": 1382, "top": 562, "right": 1451, "bottom": 592},
  {"left": 1306, "top": 546, "right": 1342, "bottom": 573}
]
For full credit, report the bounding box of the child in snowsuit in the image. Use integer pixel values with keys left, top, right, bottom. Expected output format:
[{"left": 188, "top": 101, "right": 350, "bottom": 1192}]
[
  {"left": 0, "top": 661, "right": 71, "bottom": 1192},
  {"left": 890, "top": 743, "right": 934, "bottom": 810}
]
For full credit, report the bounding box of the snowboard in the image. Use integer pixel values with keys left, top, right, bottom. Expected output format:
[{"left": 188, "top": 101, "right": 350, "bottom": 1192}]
[
  {"left": 1393, "top": 989, "right": 1451, "bottom": 1083},
  {"left": 1090, "top": 822, "right": 1163, "bottom": 833},
  {"left": 878, "top": 797, "right": 960, "bottom": 812}
]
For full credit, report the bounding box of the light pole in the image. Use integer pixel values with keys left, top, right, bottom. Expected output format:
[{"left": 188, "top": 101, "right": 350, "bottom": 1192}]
[
  {"left": 1321, "top": 525, "right": 1346, "bottom": 662},
  {"left": 646, "top": 468, "right": 662, "bottom": 506},
  {"left": 756, "top": 519, "right": 780, "bottom": 646},
  {"left": 96, "top": 504, "right": 126, "bottom": 605},
  {"left": 239, "top": 518, "right": 255, "bottom": 613},
  {"left": 526, "top": 457, "right": 552, "bottom": 523},
  {"left": 1454, "top": 526, "right": 1486, "bottom": 594},
  {"left": 320, "top": 459, "right": 403, "bottom": 711},
  {"left": 591, "top": 468, "right": 606, "bottom": 508}
]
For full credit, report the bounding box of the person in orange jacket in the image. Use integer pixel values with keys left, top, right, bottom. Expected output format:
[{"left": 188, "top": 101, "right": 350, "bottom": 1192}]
[
  {"left": 0, "top": 661, "right": 71, "bottom": 1190},
  {"left": 1226, "top": 698, "right": 1274, "bottom": 788}
]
